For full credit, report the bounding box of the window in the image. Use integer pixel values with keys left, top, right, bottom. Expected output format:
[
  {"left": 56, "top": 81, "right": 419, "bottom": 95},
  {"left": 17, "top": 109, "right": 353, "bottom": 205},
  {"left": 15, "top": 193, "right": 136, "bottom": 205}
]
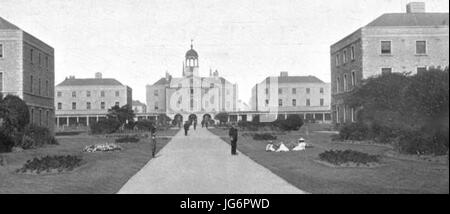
[
  {"left": 155, "top": 102, "right": 159, "bottom": 110},
  {"left": 351, "top": 71, "right": 356, "bottom": 86},
  {"left": 292, "top": 99, "right": 297, "bottom": 106},
  {"left": 190, "top": 88, "right": 194, "bottom": 94},
  {"left": 45, "top": 56, "right": 49, "bottom": 68},
  {"left": 46, "top": 111, "right": 49, "bottom": 126},
  {"left": 57, "top": 91, "right": 62, "bottom": 97},
  {"left": 335, "top": 54, "right": 339, "bottom": 66},
  {"left": 30, "top": 49, "right": 34, "bottom": 63},
  {"left": 39, "top": 53, "right": 41, "bottom": 65},
  {"left": 265, "top": 88, "right": 269, "bottom": 94},
  {"left": 336, "top": 77, "right": 340, "bottom": 93},
  {"left": 210, "top": 83, "right": 214, "bottom": 88},
  {"left": 31, "top": 109, "right": 34, "bottom": 124},
  {"left": 190, "top": 99, "right": 194, "bottom": 108},
  {"left": 343, "top": 50, "right": 347, "bottom": 63},
  {"left": 278, "top": 88, "right": 282, "bottom": 94},
  {"left": 38, "top": 110, "right": 41, "bottom": 125},
  {"left": 86, "top": 102, "right": 91, "bottom": 110},
  {"left": 381, "top": 68, "right": 392, "bottom": 75},
  {"left": 38, "top": 78, "right": 41, "bottom": 95},
  {"left": 45, "top": 80, "right": 48, "bottom": 96},
  {"left": 292, "top": 88, "right": 296, "bottom": 94},
  {"left": 336, "top": 106, "right": 340, "bottom": 123},
  {"left": 320, "top": 87, "right": 324, "bottom": 94},
  {"left": 320, "top": 99, "right": 324, "bottom": 106},
  {"left": 343, "top": 106, "right": 347, "bottom": 122},
  {"left": 86, "top": 91, "right": 91, "bottom": 97},
  {"left": 278, "top": 99, "right": 283, "bottom": 107},
  {"left": 72, "top": 102, "right": 76, "bottom": 110},
  {"left": 57, "top": 102, "right": 62, "bottom": 110},
  {"left": 306, "top": 99, "right": 310, "bottom": 106},
  {"left": 154, "top": 89, "right": 158, "bottom": 96},
  {"left": 0, "top": 72, "right": 3, "bottom": 92},
  {"left": 0, "top": 44, "right": 3, "bottom": 58},
  {"left": 350, "top": 46, "right": 355, "bottom": 60},
  {"left": 115, "top": 91, "right": 119, "bottom": 97},
  {"left": 30, "top": 75, "right": 33, "bottom": 93},
  {"left": 72, "top": 91, "right": 76, "bottom": 97},
  {"left": 381, "top": 41, "right": 391, "bottom": 54},
  {"left": 416, "top": 41, "right": 426, "bottom": 54},
  {"left": 306, "top": 88, "right": 310, "bottom": 94},
  {"left": 351, "top": 108, "right": 355, "bottom": 122},
  {"left": 101, "top": 91, "right": 105, "bottom": 97},
  {"left": 417, "top": 67, "right": 427, "bottom": 73},
  {"left": 100, "top": 102, "right": 105, "bottom": 110},
  {"left": 343, "top": 74, "right": 347, "bottom": 91},
  {"left": 115, "top": 102, "right": 119, "bottom": 106},
  {"left": 265, "top": 99, "right": 269, "bottom": 107}
]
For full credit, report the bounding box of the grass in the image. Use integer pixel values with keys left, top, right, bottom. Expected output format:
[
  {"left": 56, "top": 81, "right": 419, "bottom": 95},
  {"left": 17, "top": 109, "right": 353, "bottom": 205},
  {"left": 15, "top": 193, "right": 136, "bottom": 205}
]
[
  {"left": 209, "top": 125, "right": 449, "bottom": 194},
  {"left": 0, "top": 129, "right": 179, "bottom": 194}
]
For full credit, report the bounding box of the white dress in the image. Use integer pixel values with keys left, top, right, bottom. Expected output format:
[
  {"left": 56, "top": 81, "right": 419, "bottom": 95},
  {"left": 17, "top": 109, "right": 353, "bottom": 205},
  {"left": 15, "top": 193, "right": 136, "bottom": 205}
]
[
  {"left": 292, "top": 142, "right": 306, "bottom": 151},
  {"left": 276, "top": 143, "right": 290, "bottom": 152}
]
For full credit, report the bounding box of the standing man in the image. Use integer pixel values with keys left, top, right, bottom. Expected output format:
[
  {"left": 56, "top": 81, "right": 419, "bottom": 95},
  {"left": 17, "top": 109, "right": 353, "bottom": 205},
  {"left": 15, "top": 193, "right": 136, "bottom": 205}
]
[
  {"left": 193, "top": 119, "right": 197, "bottom": 130},
  {"left": 229, "top": 125, "right": 238, "bottom": 155},
  {"left": 150, "top": 125, "right": 157, "bottom": 157},
  {"left": 184, "top": 121, "right": 190, "bottom": 136}
]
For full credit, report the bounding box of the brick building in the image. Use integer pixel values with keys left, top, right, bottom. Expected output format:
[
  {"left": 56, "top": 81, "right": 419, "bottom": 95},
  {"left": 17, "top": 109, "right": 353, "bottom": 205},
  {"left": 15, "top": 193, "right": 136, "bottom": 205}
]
[
  {"left": 0, "top": 17, "right": 55, "bottom": 131},
  {"left": 250, "top": 72, "right": 331, "bottom": 123},
  {"left": 330, "top": 2, "right": 449, "bottom": 125},
  {"left": 55, "top": 72, "right": 132, "bottom": 128}
]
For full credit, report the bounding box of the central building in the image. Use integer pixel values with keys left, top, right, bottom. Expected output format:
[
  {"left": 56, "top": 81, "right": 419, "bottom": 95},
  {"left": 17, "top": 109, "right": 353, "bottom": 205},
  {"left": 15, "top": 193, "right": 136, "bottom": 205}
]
[{"left": 146, "top": 42, "right": 238, "bottom": 124}]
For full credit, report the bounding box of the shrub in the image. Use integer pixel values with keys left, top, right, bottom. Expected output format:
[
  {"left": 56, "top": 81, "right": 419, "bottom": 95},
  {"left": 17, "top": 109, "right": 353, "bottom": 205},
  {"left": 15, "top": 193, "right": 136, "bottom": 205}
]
[
  {"left": 18, "top": 124, "right": 58, "bottom": 149},
  {"left": 115, "top": 136, "right": 140, "bottom": 143},
  {"left": 397, "top": 129, "right": 449, "bottom": 155},
  {"left": 0, "top": 129, "right": 14, "bottom": 153},
  {"left": 275, "top": 114, "right": 304, "bottom": 131},
  {"left": 214, "top": 112, "right": 229, "bottom": 124},
  {"left": 16, "top": 155, "right": 82, "bottom": 174},
  {"left": 0, "top": 95, "right": 30, "bottom": 132},
  {"left": 338, "top": 122, "right": 369, "bottom": 141},
  {"left": 252, "top": 133, "right": 277, "bottom": 141},
  {"left": 134, "top": 120, "right": 155, "bottom": 132},
  {"left": 319, "top": 150, "right": 380, "bottom": 165},
  {"left": 90, "top": 118, "right": 121, "bottom": 134}
]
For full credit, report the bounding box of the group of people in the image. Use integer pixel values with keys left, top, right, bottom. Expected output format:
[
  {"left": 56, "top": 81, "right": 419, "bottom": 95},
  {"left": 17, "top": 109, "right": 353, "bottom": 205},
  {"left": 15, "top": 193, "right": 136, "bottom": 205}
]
[{"left": 265, "top": 137, "right": 308, "bottom": 152}]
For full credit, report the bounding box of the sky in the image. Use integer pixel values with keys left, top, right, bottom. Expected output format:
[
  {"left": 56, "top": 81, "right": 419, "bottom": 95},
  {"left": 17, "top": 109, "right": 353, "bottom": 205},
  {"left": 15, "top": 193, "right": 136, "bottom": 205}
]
[{"left": 1, "top": 0, "right": 448, "bottom": 104}]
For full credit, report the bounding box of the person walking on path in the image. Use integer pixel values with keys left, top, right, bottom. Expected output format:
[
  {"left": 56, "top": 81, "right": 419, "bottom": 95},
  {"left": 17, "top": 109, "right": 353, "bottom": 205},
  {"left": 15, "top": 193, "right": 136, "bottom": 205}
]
[
  {"left": 229, "top": 125, "right": 238, "bottom": 155},
  {"left": 201, "top": 120, "right": 204, "bottom": 128},
  {"left": 193, "top": 119, "right": 197, "bottom": 130},
  {"left": 184, "top": 122, "right": 190, "bottom": 136}
]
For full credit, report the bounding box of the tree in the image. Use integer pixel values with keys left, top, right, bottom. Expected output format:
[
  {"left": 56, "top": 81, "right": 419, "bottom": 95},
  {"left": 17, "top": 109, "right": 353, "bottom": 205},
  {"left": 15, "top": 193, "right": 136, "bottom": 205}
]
[
  {"left": 107, "top": 104, "right": 135, "bottom": 124},
  {"left": 0, "top": 95, "right": 30, "bottom": 132},
  {"left": 157, "top": 113, "right": 171, "bottom": 126},
  {"left": 214, "top": 112, "right": 229, "bottom": 124}
]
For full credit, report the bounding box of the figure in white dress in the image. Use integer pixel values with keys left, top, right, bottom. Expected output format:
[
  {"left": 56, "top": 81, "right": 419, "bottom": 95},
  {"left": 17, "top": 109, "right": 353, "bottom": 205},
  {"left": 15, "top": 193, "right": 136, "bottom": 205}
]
[
  {"left": 292, "top": 137, "right": 307, "bottom": 151},
  {"left": 275, "top": 142, "right": 290, "bottom": 152},
  {"left": 265, "top": 141, "right": 276, "bottom": 152}
]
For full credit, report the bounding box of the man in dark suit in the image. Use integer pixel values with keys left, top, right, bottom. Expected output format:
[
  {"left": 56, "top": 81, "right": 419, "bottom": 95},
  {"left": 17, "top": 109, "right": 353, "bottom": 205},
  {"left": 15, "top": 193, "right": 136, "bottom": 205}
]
[
  {"left": 184, "top": 121, "right": 190, "bottom": 136},
  {"left": 229, "top": 125, "right": 238, "bottom": 155}
]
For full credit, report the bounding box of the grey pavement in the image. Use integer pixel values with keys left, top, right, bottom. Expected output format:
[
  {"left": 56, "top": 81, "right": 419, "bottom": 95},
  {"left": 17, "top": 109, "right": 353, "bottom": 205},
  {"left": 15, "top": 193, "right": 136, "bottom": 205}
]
[{"left": 118, "top": 127, "right": 306, "bottom": 194}]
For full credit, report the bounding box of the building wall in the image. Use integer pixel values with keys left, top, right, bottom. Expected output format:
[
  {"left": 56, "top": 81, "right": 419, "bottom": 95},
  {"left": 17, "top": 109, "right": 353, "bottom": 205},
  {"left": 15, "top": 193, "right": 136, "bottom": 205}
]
[
  {"left": 55, "top": 85, "right": 130, "bottom": 116},
  {"left": 146, "top": 84, "right": 167, "bottom": 113},
  {"left": 361, "top": 26, "right": 449, "bottom": 78},
  {"left": 0, "top": 29, "right": 54, "bottom": 131}
]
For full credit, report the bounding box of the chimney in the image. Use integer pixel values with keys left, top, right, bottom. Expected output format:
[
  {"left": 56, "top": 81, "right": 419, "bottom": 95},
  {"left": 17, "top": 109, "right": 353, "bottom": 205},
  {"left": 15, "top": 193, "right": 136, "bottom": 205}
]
[
  {"left": 406, "top": 2, "right": 425, "bottom": 13},
  {"left": 165, "top": 71, "right": 171, "bottom": 81},
  {"left": 95, "top": 72, "right": 102, "bottom": 79},
  {"left": 280, "top": 71, "right": 289, "bottom": 77}
]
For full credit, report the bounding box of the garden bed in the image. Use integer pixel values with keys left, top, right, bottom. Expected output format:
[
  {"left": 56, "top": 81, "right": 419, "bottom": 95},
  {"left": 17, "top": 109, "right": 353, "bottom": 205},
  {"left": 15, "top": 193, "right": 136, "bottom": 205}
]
[
  {"left": 318, "top": 150, "right": 381, "bottom": 167},
  {"left": 15, "top": 155, "right": 83, "bottom": 175}
]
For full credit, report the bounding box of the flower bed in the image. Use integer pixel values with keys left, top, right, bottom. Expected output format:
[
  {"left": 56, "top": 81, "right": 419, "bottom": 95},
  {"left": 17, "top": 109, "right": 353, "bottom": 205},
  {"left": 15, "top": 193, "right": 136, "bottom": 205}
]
[
  {"left": 83, "top": 143, "right": 122, "bottom": 152},
  {"left": 318, "top": 150, "right": 380, "bottom": 167},
  {"left": 16, "top": 155, "right": 82, "bottom": 174}
]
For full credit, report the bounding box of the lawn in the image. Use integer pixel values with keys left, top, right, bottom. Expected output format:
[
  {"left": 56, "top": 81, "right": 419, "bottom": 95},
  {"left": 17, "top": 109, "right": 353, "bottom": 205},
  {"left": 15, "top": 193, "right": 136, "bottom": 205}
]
[
  {"left": 209, "top": 125, "right": 449, "bottom": 194},
  {"left": 0, "top": 129, "right": 180, "bottom": 194}
]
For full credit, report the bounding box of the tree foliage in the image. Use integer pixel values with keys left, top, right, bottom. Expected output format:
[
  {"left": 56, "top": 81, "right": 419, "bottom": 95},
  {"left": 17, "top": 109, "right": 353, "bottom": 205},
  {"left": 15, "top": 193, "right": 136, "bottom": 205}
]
[
  {"left": 107, "top": 104, "right": 135, "bottom": 124},
  {"left": 214, "top": 112, "right": 229, "bottom": 124}
]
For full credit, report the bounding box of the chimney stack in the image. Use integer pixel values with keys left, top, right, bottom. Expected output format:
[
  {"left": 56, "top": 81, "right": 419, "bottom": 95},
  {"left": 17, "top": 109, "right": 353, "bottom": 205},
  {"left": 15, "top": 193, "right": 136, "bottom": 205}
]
[
  {"left": 406, "top": 2, "right": 425, "bottom": 13},
  {"left": 280, "top": 71, "right": 289, "bottom": 77},
  {"left": 95, "top": 72, "right": 102, "bottom": 79}
]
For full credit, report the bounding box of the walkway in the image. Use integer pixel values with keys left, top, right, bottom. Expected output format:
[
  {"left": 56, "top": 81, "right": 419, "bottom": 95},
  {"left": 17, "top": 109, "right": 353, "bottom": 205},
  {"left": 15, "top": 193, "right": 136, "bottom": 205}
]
[{"left": 118, "top": 127, "right": 306, "bottom": 194}]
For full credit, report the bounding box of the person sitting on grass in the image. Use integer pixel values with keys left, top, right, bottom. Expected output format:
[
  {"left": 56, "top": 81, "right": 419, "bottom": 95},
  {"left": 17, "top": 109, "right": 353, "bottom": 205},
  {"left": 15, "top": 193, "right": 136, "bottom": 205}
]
[{"left": 292, "top": 137, "right": 307, "bottom": 151}]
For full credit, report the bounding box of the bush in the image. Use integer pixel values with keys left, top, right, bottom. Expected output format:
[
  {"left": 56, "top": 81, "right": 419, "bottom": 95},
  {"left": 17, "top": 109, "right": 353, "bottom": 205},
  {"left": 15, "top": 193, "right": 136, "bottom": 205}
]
[
  {"left": 274, "top": 114, "right": 304, "bottom": 131},
  {"left": 214, "top": 112, "right": 229, "bottom": 124},
  {"left": 253, "top": 133, "right": 277, "bottom": 141},
  {"left": 90, "top": 118, "right": 121, "bottom": 134},
  {"left": 319, "top": 150, "right": 380, "bottom": 165},
  {"left": 134, "top": 120, "right": 155, "bottom": 132},
  {"left": 16, "top": 155, "right": 82, "bottom": 174},
  {"left": 0, "top": 129, "right": 15, "bottom": 153},
  {"left": 397, "top": 129, "right": 449, "bottom": 155},
  {"left": 18, "top": 124, "right": 58, "bottom": 149},
  {"left": 338, "top": 122, "right": 369, "bottom": 141},
  {"left": 115, "top": 136, "right": 140, "bottom": 143},
  {"left": 0, "top": 95, "right": 30, "bottom": 132}
]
